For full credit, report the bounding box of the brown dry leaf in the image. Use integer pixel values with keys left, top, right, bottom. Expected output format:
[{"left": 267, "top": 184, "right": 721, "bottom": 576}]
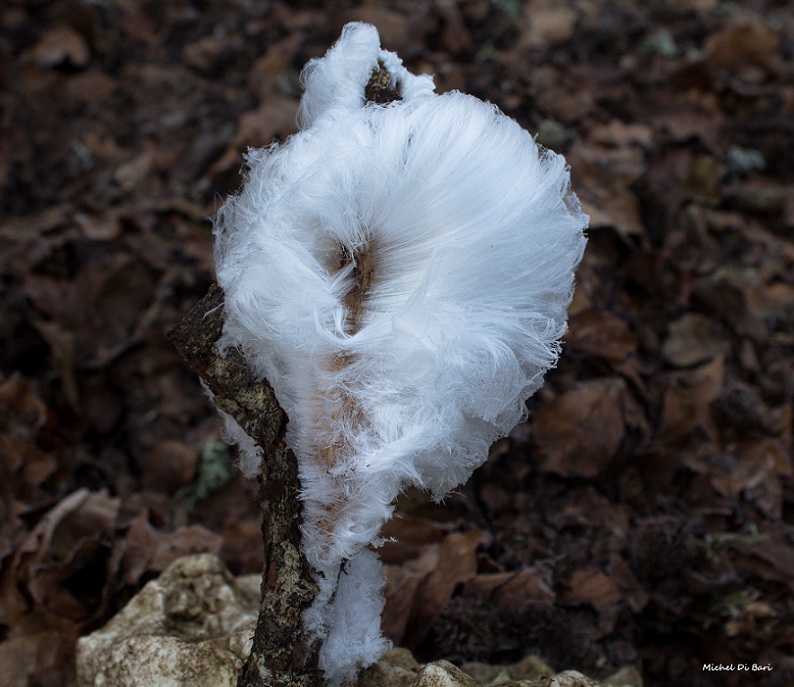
[
  {"left": 24, "top": 274, "right": 97, "bottom": 348},
  {"left": 383, "top": 565, "right": 426, "bottom": 644},
  {"left": 119, "top": 511, "right": 159, "bottom": 587},
  {"left": 380, "top": 516, "right": 446, "bottom": 565},
  {"left": 114, "top": 148, "right": 156, "bottom": 193},
  {"left": 141, "top": 440, "right": 199, "bottom": 494},
  {"left": 247, "top": 34, "right": 304, "bottom": 100},
  {"left": 732, "top": 525, "right": 794, "bottom": 592},
  {"left": 73, "top": 211, "right": 123, "bottom": 242},
  {"left": 710, "top": 439, "right": 790, "bottom": 519},
  {"left": 533, "top": 378, "right": 626, "bottom": 478},
  {"left": 705, "top": 24, "right": 781, "bottom": 75},
  {"left": 491, "top": 569, "right": 555, "bottom": 615},
  {"left": 570, "top": 142, "right": 646, "bottom": 237},
  {"left": 402, "top": 530, "right": 489, "bottom": 649},
  {"left": 16, "top": 490, "right": 118, "bottom": 561},
  {"left": 383, "top": 545, "right": 441, "bottom": 645},
  {"left": 566, "top": 309, "right": 637, "bottom": 362},
  {"left": 29, "top": 25, "right": 90, "bottom": 69},
  {"left": 182, "top": 35, "right": 237, "bottom": 75},
  {"left": 31, "top": 320, "right": 79, "bottom": 408},
  {"left": 0, "top": 631, "right": 77, "bottom": 687},
  {"left": 590, "top": 120, "right": 653, "bottom": 149},
  {"left": 692, "top": 273, "right": 767, "bottom": 342},
  {"left": 232, "top": 97, "right": 300, "bottom": 149},
  {"left": 218, "top": 518, "right": 263, "bottom": 575},
  {"left": 434, "top": 0, "right": 472, "bottom": 54},
  {"left": 662, "top": 313, "right": 731, "bottom": 367},
  {"left": 520, "top": 2, "right": 579, "bottom": 49},
  {"left": 27, "top": 254, "right": 158, "bottom": 369},
  {"left": 66, "top": 70, "right": 118, "bottom": 105},
  {"left": 18, "top": 447, "right": 58, "bottom": 500},
  {"left": 659, "top": 356, "right": 724, "bottom": 445},
  {"left": 608, "top": 555, "right": 649, "bottom": 613},
  {"left": 478, "top": 483, "right": 511, "bottom": 513},
  {"left": 644, "top": 92, "right": 724, "bottom": 150},
  {"left": 562, "top": 568, "right": 622, "bottom": 610},
  {"left": 461, "top": 571, "right": 517, "bottom": 600},
  {"left": 532, "top": 65, "right": 596, "bottom": 123},
  {"left": 16, "top": 489, "right": 120, "bottom": 619},
  {"left": 114, "top": 503, "right": 225, "bottom": 582},
  {"left": 148, "top": 524, "right": 224, "bottom": 573},
  {"left": 557, "top": 487, "right": 630, "bottom": 545},
  {"left": 667, "top": 0, "right": 719, "bottom": 9},
  {"left": 0, "top": 374, "right": 48, "bottom": 435}
]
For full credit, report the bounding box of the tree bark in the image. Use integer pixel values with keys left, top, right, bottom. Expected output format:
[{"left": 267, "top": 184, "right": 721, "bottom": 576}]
[{"left": 168, "top": 285, "right": 323, "bottom": 687}]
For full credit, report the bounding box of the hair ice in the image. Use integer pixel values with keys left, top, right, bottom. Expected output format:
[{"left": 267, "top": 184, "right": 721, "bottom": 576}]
[{"left": 214, "top": 22, "right": 588, "bottom": 686}]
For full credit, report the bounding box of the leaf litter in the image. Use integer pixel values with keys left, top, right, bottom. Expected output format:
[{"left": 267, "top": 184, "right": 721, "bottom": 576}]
[{"left": 1, "top": 1, "right": 793, "bottom": 686}]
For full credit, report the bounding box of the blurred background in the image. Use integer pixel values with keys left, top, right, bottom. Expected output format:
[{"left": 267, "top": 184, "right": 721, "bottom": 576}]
[{"left": 1, "top": 1, "right": 793, "bottom": 686}]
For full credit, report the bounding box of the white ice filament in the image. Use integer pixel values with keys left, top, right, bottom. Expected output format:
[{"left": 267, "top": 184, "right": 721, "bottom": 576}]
[{"left": 214, "top": 22, "right": 588, "bottom": 686}]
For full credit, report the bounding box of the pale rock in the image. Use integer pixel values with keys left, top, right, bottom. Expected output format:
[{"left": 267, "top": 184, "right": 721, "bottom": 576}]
[
  {"left": 76, "top": 553, "right": 260, "bottom": 687},
  {"left": 506, "top": 655, "right": 555, "bottom": 681},
  {"left": 602, "top": 666, "right": 644, "bottom": 687},
  {"left": 461, "top": 661, "right": 502, "bottom": 685},
  {"left": 413, "top": 661, "right": 482, "bottom": 687},
  {"left": 485, "top": 671, "right": 598, "bottom": 687},
  {"left": 460, "top": 663, "right": 512, "bottom": 685},
  {"left": 359, "top": 648, "right": 421, "bottom": 687},
  {"left": 544, "top": 671, "right": 599, "bottom": 687}
]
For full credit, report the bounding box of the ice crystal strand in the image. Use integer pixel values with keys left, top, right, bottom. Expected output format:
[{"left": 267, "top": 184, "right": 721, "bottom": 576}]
[{"left": 213, "top": 21, "right": 587, "bottom": 687}]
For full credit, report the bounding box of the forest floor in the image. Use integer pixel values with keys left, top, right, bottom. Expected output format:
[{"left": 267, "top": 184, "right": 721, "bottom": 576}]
[{"left": 1, "top": 1, "right": 793, "bottom": 686}]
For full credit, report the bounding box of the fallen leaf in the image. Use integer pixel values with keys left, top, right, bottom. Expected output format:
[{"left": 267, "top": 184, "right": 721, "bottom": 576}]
[
  {"left": 608, "top": 555, "right": 648, "bottom": 613},
  {"left": 491, "top": 569, "right": 556, "bottom": 615},
  {"left": 566, "top": 309, "right": 637, "bottom": 362},
  {"left": 562, "top": 568, "right": 622, "bottom": 609},
  {"left": 659, "top": 356, "right": 724, "bottom": 445},
  {"left": 380, "top": 516, "right": 446, "bottom": 565},
  {"left": 29, "top": 25, "right": 90, "bottom": 69},
  {"left": 402, "top": 530, "right": 489, "bottom": 649},
  {"left": 521, "top": 3, "right": 579, "bottom": 48},
  {"left": 705, "top": 24, "right": 781, "bottom": 75},
  {"left": 383, "top": 565, "right": 425, "bottom": 644},
  {"left": 231, "top": 97, "right": 299, "bottom": 150},
  {"left": 32, "top": 320, "right": 79, "bottom": 408},
  {"left": 570, "top": 142, "right": 646, "bottom": 237},
  {"left": 12, "top": 490, "right": 120, "bottom": 621},
  {"left": 663, "top": 313, "right": 731, "bottom": 367},
  {"left": 589, "top": 120, "right": 653, "bottom": 149},
  {"left": 148, "top": 524, "right": 224, "bottom": 573},
  {"left": 0, "top": 631, "right": 76, "bottom": 687},
  {"left": 0, "top": 374, "right": 48, "bottom": 434},
  {"left": 533, "top": 378, "right": 626, "bottom": 478},
  {"left": 73, "top": 211, "right": 123, "bottom": 242},
  {"left": 141, "top": 440, "right": 199, "bottom": 495}
]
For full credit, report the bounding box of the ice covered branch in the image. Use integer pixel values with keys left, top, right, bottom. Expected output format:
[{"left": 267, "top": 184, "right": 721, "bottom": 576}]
[{"left": 182, "top": 21, "right": 588, "bottom": 687}]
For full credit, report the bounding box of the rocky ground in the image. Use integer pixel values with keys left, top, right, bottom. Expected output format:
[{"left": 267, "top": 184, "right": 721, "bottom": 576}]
[{"left": 1, "top": 1, "right": 793, "bottom": 686}]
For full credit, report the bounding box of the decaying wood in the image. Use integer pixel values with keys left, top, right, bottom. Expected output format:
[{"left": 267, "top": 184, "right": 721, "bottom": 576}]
[
  {"left": 167, "top": 66, "right": 401, "bottom": 687},
  {"left": 168, "top": 285, "right": 322, "bottom": 687}
]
